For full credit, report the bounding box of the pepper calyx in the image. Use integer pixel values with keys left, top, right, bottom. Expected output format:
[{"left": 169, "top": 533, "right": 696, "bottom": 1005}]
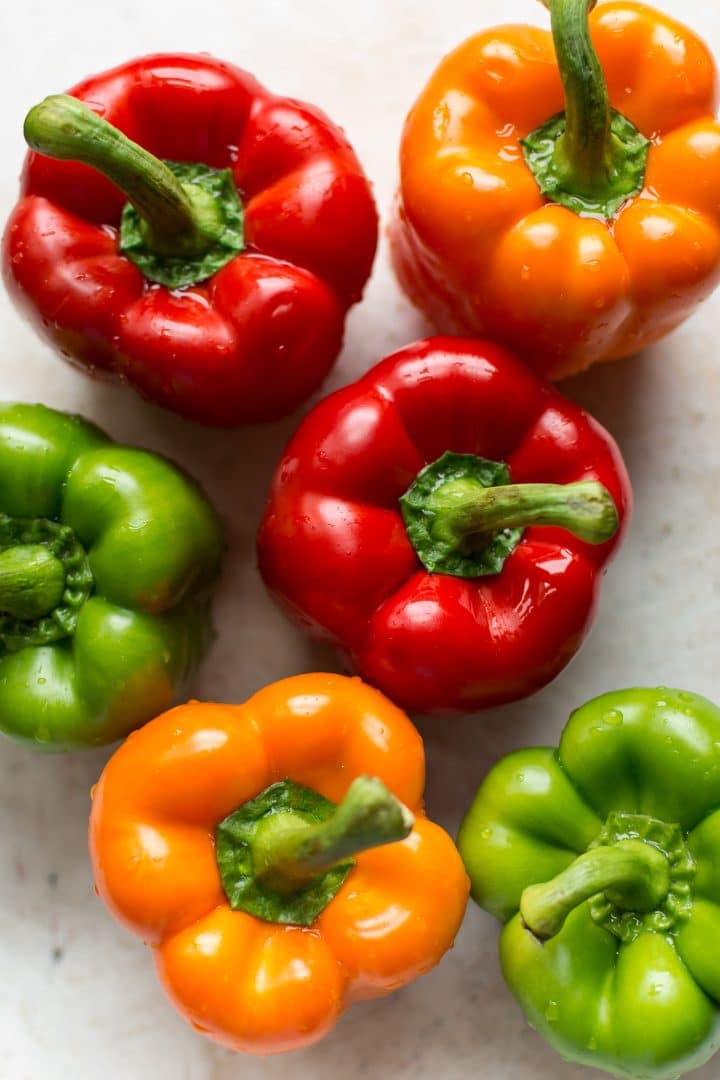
[
  {"left": 119, "top": 161, "right": 245, "bottom": 288},
  {"left": 216, "top": 777, "right": 413, "bottom": 927},
  {"left": 400, "top": 451, "right": 618, "bottom": 579},
  {"left": 24, "top": 94, "right": 245, "bottom": 289},
  {"left": 521, "top": 0, "right": 650, "bottom": 219},
  {"left": 0, "top": 514, "right": 94, "bottom": 655},
  {"left": 520, "top": 812, "right": 696, "bottom": 945},
  {"left": 587, "top": 812, "right": 696, "bottom": 943},
  {"left": 400, "top": 454, "right": 524, "bottom": 578},
  {"left": 522, "top": 109, "right": 650, "bottom": 218}
]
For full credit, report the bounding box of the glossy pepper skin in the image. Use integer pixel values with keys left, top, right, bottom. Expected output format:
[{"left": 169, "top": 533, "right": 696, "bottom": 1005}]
[
  {"left": 393, "top": 2, "right": 720, "bottom": 379},
  {"left": 0, "top": 403, "right": 222, "bottom": 750},
  {"left": 257, "top": 337, "right": 630, "bottom": 715},
  {"left": 4, "top": 54, "right": 378, "bottom": 426},
  {"left": 89, "top": 673, "right": 469, "bottom": 1054},
  {"left": 458, "top": 688, "right": 720, "bottom": 1080}
]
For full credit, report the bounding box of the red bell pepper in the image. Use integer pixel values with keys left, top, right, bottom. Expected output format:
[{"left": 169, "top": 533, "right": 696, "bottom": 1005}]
[
  {"left": 4, "top": 55, "right": 378, "bottom": 426},
  {"left": 257, "top": 338, "right": 631, "bottom": 714}
]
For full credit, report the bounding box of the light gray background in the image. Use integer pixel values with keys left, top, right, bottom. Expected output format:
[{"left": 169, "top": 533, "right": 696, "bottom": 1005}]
[{"left": 2, "top": 1, "right": 720, "bottom": 1077}]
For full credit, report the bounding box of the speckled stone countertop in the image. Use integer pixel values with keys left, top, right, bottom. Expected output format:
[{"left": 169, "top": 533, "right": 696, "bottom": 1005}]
[{"left": 2, "top": 1, "right": 720, "bottom": 1077}]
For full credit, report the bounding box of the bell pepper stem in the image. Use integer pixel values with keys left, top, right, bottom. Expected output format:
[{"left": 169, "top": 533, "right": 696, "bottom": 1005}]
[
  {"left": 521, "top": 839, "right": 670, "bottom": 941},
  {"left": 0, "top": 544, "right": 66, "bottom": 621},
  {"left": 23, "top": 94, "right": 223, "bottom": 257},
  {"left": 433, "top": 479, "right": 618, "bottom": 549},
  {"left": 253, "top": 776, "right": 414, "bottom": 893},
  {"left": 542, "top": 0, "right": 614, "bottom": 192}
]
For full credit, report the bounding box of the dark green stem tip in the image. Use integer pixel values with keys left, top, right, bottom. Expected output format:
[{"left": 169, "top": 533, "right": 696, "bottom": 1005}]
[{"left": 0, "top": 545, "right": 65, "bottom": 621}]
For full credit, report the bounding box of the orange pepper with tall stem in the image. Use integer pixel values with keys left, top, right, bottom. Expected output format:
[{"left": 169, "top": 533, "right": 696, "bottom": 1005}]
[
  {"left": 89, "top": 674, "right": 469, "bottom": 1054},
  {"left": 393, "top": 1, "right": 720, "bottom": 379}
]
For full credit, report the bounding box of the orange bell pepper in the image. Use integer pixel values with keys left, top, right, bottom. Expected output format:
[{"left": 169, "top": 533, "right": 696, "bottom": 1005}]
[
  {"left": 393, "top": 1, "right": 720, "bottom": 379},
  {"left": 89, "top": 673, "right": 469, "bottom": 1054}
]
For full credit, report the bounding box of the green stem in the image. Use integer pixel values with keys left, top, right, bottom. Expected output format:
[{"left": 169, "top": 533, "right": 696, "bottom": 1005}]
[
  {"left": 253, "top": 777, "right": 414, "bottom": 893},
  {"left": 521, "top": 840, "right": 670, "bottom": 941},
  {"left": 433, "top": 479, "right": 618, "bottom": 550},
  {"left": 24, "top": 94, "right": 222, "bottom": 257},
  {"left": 543, "top": 0, "right": 613, "bottom": 193},
  {"left": 0, "top": 545, "right": 66, "bottom": 621}
]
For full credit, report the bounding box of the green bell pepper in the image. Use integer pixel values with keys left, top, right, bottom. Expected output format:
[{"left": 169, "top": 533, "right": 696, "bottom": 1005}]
[
  {"left": 458, "top": 687, "right": 720, "bottom": 1080},
  {"left": 0, "top": 403, "right": 222, "bottom": 750}
]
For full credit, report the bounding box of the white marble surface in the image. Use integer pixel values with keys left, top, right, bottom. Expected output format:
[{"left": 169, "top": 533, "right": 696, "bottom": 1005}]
[{"left": 2, "top": 1, "right": 720, "bottom": 1077}]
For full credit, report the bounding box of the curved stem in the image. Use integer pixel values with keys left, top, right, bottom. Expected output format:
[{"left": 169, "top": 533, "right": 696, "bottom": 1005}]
[
  {"left": 253, "top": 777, "right": 414, "bottom": 893},
  {"left": 24, "top": 95, "right": 220, "bottom": 256},
  {"left": 434, "top": 479, "right": 618, "bottom": 549},
  {"left": 0, "top": 545, "right": 65, "bottom": 620},
  {"left": 546, "top": 0, "right": 612, "bottom": 192},
  {"left": 521, "top": 840, "right": 670, "bottom": 941}
]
